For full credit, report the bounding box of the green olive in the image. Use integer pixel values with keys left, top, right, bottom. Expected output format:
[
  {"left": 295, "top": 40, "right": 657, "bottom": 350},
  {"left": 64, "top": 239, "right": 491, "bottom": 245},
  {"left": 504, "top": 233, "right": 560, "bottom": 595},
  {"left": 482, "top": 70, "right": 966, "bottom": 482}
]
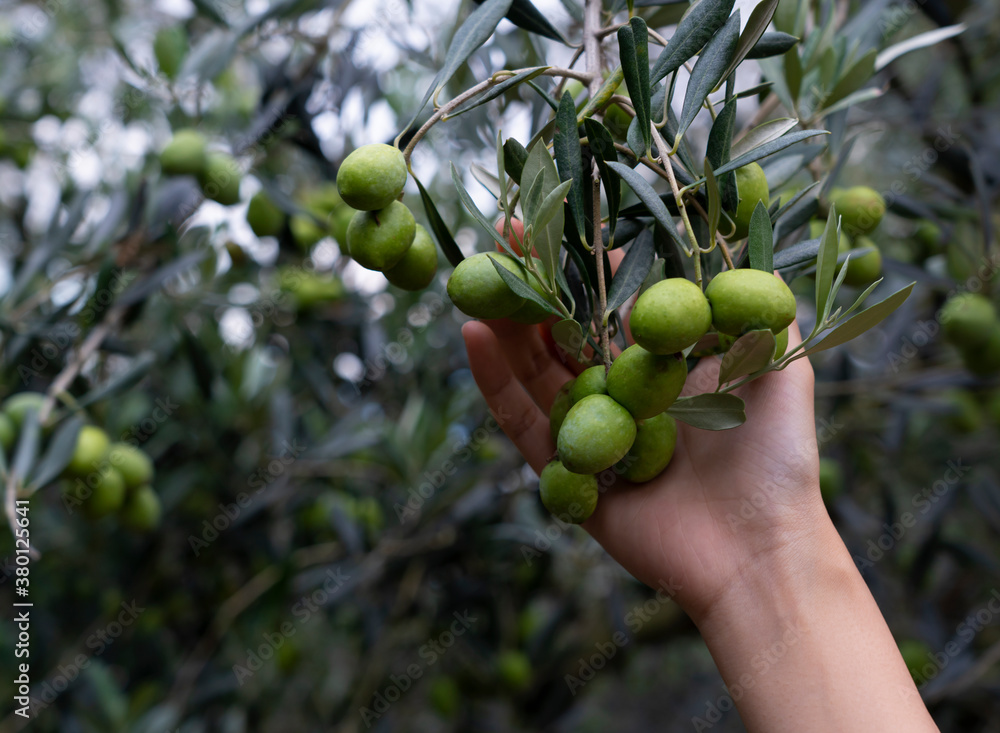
[
  {"left": 121, "top": 485, "right": 162, "bottom": 531},
  {"left": 246, "top": 191, "right": 286, "bottom": 238},
  {"left": 630, "top": 278, "right": 713, "bottom": 355},
  {"left": 940, "top": 293, "right": 998, "bottom": 350},
  {"left": 615, "top": 412, "right": 677, "bottom": 483},
  {"left": 829, "top": 186, "right": 885, "bottom": 236},
  {"left": 569, "top": 365, "right": 607, "bottom": 403},
  {"left": 383, "top": 225, "right": 438, "bottom": 291},
  {"left": 336, "top": 144, "right": 408, "bottom": 211},
  {"left": 159, "top": 129, "right": 207, "bottom": 177},
  {"left": 557, "top": 395, "right": 636, "bottom": 474},
  {"left": 726, "top": 163, "right": 769, "bottom": 240},
  {"left": 549, "top": 380, "right": 575, "bottom": 444},
  {"left": 346, "top": 201, "right": 416, "bottom": 271},
  {"left": 199, "top": 152, "right": 242, "bottom": 206},
  {"left": 107, "top": 443, "right": 154, "bottom": 489},
  {"left": 446, "top": 252, "right": 527, "bottom": 319},
  {"left": 539, "top": 459, "right": 599, "bottom": 523},
  {"left": 67, "top": 425, "right": 111, "bottom": 477},
  {"left": 606, "top": 345, "right": 688, "bottom": 420},
  {"left": 705, "top": 269, "right": 797, "bottom": 337}
]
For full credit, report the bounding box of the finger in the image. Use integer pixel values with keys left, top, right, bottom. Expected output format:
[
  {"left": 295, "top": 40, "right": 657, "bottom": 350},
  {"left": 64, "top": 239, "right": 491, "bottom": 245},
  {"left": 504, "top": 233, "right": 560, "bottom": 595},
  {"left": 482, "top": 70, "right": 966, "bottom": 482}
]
[
  {"left": 483, "top": 318, "right": 578, "bottom": 413},
  {"left": 462, "top": 322, "right": 554, "bottom": 474}
]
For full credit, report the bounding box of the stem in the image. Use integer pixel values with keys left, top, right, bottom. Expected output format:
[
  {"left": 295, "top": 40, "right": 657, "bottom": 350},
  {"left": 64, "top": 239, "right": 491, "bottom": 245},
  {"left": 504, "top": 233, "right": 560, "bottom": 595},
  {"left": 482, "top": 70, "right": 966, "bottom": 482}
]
[
  {"left": 584, "top": 0, "right": 611, "bottom": 372},
  {"left": 399, "top": 67, "right": 595, "bottom": 163},
  {"left": 649, "top": 122, "right": 703, "bottom": 266}
]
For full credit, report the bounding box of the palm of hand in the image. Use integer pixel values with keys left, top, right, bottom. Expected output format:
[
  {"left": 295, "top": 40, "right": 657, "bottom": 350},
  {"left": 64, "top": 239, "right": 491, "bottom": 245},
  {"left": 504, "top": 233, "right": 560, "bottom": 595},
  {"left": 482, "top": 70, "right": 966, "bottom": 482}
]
[{"left": 462, "top": 316, "right": 823, "bottom": 618}]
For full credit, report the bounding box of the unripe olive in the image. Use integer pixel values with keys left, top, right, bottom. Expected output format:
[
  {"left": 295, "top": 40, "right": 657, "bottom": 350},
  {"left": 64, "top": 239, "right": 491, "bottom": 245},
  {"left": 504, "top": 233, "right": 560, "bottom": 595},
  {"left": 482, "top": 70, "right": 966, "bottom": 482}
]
[
  {"left": 67, "top": 425, "right": 111, "bottom": 477},
  {"left": 570, "top": 365, "right": 607, "bottom": 403},
  {"left": 199, "top": 152, "right": 242, "bottom": 205},
  {"left": 108, "top": 443, "right": 154, "bottom": 489},
  {"left": 121, "top": 484, "right": 162, "bottom": 531},
  {"left": 843, "top": 236, "right": 883, "bottom": 287},
  {"left": 300, "top": 183, "right": 343, "bottom": 217},
  {"left": 615, "top": 412, "right": 677, "bottom": 483},
  {"left": 913, "top": 220, "right": 943, "bottom": 258},
  {"left": 549, "top": 380, "right": 575, "bottom": 443},
  {"left": 447, "top": 252, "right": 527, "bottom": 319},
  {"left": 83, "top": 468, "right": 126, "bottom": 519},
  {"left": 384, "top": 224, "right": 438, "bottom": 291},
  {"left": 329, "top": 204, "right": 355, "bottom": 257},
  {"left": 336, "top": 143, "right": 408, "bottom": 211},
  {"left": 289, "top": 214, "right": 327, "bottom": 249},
  {"left": 705, "top": 269, "right": 797, "bottom": 336},
  {"left": 2, "top": 392, "right": 46, "bottom": 428},
  {"left": 829, "top": 186, "right": 885, "bottom": 236},
  {"left": 818, "top": 457, "right": 843, "bottom": 503},
  {"left": 630, "top": 278, "right": 713, "bottom": 355},
  {"left": 943, "top": 388, "right": 983, "bottom": 434},
  {"left": 347, "top": 201, "right": 416, "bottom": 271},
  {"left": 539, "top": 459, "right": 599, "bottom": 522},
  {"left": 153, "top": 25, "right": 188, "bottom": 80},
  {"left": 774, "top": 327, "right": 789, "bottom": 359},
  {"left": 246, "top": 191, "right": 285, "bottom": 237},
  {"left": 0, "top": 413, "right": 15, "bottom": 452},
  {"left": 809, "top": 219, "right": 851, "bottom": 251},
  {"left": 960, "top": 324, "right": 1000, "bottom": 376},
  {"left": 277, "top": 267, "right": 344, "bottom": 309},
  {"left": 940, "top": 293, "right": 998, "bottom": 349},
  {"left": 606, "top": 345, "right": 688, "bottom": 420},
  {"left": 159, "top": 129, "right": 207, "bottom": 177},
  {"left": 428, "top": 676, "right": 460, "bottom": 718},
  {"left": 557, "top": 395, "right": 636, "bottom": 474},
  {"left": 496, "top": 650, "right": 532, "bottom": 691},
  {"left": 727, "top": 163, "right": 769, "bottom": 240}
]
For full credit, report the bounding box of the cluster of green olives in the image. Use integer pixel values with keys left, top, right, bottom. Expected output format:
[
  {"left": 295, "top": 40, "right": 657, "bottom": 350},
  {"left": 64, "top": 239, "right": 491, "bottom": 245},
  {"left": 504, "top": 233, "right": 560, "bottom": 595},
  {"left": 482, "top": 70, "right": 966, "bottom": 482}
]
[
  {"left": 805, "top": 185, "right": 887, "bottom": 287},
  {"left": 335, "top": 144, "right": 439, "bottom": 291},
  {"left": 522, "top": 271, "right": 794, "bottom": 522},
  {"left": 0, "top": 393, "right": 161, "bottom": 531},
  {"left": 159, "top": 129, "right": 243, "bottom": 206},
  {"left": 940, "top": 292, "right": 1000, "bottom": 376}
]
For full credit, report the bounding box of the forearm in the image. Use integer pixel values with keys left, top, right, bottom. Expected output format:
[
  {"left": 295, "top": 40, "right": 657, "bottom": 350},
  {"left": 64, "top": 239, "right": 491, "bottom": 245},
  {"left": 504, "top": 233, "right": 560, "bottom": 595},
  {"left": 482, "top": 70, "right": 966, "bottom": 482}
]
[{"left": 692, "top": 512, "right": 938, "bottom": 732}]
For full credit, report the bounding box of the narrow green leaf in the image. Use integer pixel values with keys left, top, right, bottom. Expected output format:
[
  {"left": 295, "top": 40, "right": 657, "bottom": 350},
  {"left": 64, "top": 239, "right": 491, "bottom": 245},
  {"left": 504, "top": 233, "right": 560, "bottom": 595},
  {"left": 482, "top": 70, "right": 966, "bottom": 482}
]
[
  {"left": 841, "top": 278, "right": 882, "bottom": 320},
  {"left": 402, "top": 0, "right": 514, "bottom": 133},
  {"left": 676, "top": 11, "right": 742, "bottom": 147},
  {"left": 527, "top": 79, "right": 560, "bottom": 111},
  {"left": 718, "top": 330, "right": 777, "bottom": 385},
  {"left": 875, "top": 24, "right": 966, "bottom": 71},
  {"left": 606, "top": 229, "right": 655, "bottom": 313},
  {"left": 450, "top": 163, "right": 511, "bottom": 254},
  {"left": 667, "top": 393, "right": 747, "bottom": 430},
  {"left": 748, "top": 202, "right": 774, "bottom": 273},
  {"left": 415, "top": 174, "right": 464, "bottom": 267},
  {"left": 11, "top": 409, "right": 41, "bottom": 485},
  {"left": 706, "top": 99, "right": 738, "bottom": 211},
  {"left": 717, "top": 0, "right": 781, "bottom": 85},
  {"left": 771, "top": 180, "right": 820, "bottom": 225},
  {"left": 618, "top": 17, "right": 652, "bottom": 154},
  {"left": 653, "top": 223, "right": 687, "bottom": 280},
  {"left": 785, "top": 46, "right": 803, "bottom": 103},
  {"left": 28, "top": 417, "right": 84, "bottom": 491},
  {"left": 497, "top": 131, "right": 509, "bottom": 218},
  {"left": 731, "top": 118, "right": 799, "bottom": 160},
  {"left": 118, "top": 251, "right": 207, "bottom": 308},
  {"left": 650, "top": 0, "right": 737, "bottom": 85},
  {"left": 470, "top": 163, "right": 502, "bottom": 200},
  {"left": 803, "top": 283, "right": 915, "bottom": 356},
  {"left": 607, "top": 161, "right": 689, "bottom": 255},
  {"left": 814, "top": 205, "right": 841, "bottom": 326},
  {"left": 447, "top": 66, "right": 550, "bottom": 119},
  {"left": 819, "top": 87, "right": 883, "bottom": 118},
  {"left": 503, "top": 138, "right": 529, "bottom": 185},
  {"left": 77, "top": 351, "right": 158, "bottom": 408},
  {"left": 554, "top": 91, "right": 586, "bottom": 244},
  {"left": 577, "top": 66, "right": 624, "bottom": 121},
  {"left": 704, "top": 159, "right": 722, "bottom": 248},
  {"left": 533, "top": 180, "right": 574, "bottom": 234},
  {"left": 551, "top": 319, "right": 586, "bottom": 361},
  {"left": 745, "top": 31, "right": 799, "bottom": 59},
  {"left": 489, "top": 257, "right": 561, "bottom": 317},
  {"left": 713, "top": 129, "right": 830, "bottom": 176},
  {"left": 584, "top": 119, "right": 621, "bottom": 246},
  {"left": 478, "top": 0, "right": 568, "bottom": 43},
  {"left": 823, "top": 48, "right": 876, "bottom": 110}
]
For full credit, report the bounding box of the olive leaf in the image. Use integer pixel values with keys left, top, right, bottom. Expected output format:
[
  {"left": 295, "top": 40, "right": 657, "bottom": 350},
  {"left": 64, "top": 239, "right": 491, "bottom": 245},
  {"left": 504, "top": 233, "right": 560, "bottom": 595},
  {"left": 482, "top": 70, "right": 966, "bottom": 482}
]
[
  {"left": 667, "top": 393, "right": 747, "bottom": 430},
  {"left": 802, "top": 283, "right": 915, "bottom": 356},
  {"left": 606, "top": 228, "right": 655, "bottom": 314},
  {"left": 488, "top": 258, "right": 562, "bottom": 318},
  {"left": 450, "top": 163, "right": 514, "bottom": 256},
  {"left": 618, "top": 17, "right": 652, "bottom": 155},
  {"left": 28, "top": 416, "right": 85, "bottom": 491},
  {"left": 415, "top": 174, "right": 464, "bottom": 267},
  {"left": 585, "top": 119, "right": 621, "bottom": 247},
  {"left": 718, "top": 330, "right": 777, "bottom": 386},
  {"left": 650, "top": 0, "right": 737, "bottom": 85},
  {"left": 554, "top": 92, "right": 587, "bottom": 245},
  {"left": 704, "top": 159, "right": 722, "bottom": 246},
  {"left": 447, "top": 66, "right": 550, "bottom": 119},
  {"left": 713, "top": 129, "right": 830, "bottom": 176},
  {"left": 706, "top": 98, "right": 738, "bottom": 211},
  {"left": 731, "top": 118, "right": 799, "bottom": 160},
  {"left": 746, "top": 31, "right": 799, "bottom": 59},
  {"left": 814, "top": 205, "right": 841, "bottom": 327},
  {"left": 607, "top": 161, "right": 689, "bottom": 255},
  {"left": 552, "top": 319, "right": 586, "bottom": 361},
  {"left": 748, "top": 202, "right": 774, "bottom": 273},
  {"left": 675, "top": 10, "right": 741, "bottom": 149},
  {"left": 717, "top": 0, "right": 781, "bottom": 84}
]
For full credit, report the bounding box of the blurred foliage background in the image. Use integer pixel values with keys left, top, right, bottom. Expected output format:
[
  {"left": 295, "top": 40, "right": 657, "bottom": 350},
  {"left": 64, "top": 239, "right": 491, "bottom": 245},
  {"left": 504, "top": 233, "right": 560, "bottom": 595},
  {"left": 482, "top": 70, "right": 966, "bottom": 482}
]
[{"left": 0, "top": 0, "right": 998, "bottom": 731}]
